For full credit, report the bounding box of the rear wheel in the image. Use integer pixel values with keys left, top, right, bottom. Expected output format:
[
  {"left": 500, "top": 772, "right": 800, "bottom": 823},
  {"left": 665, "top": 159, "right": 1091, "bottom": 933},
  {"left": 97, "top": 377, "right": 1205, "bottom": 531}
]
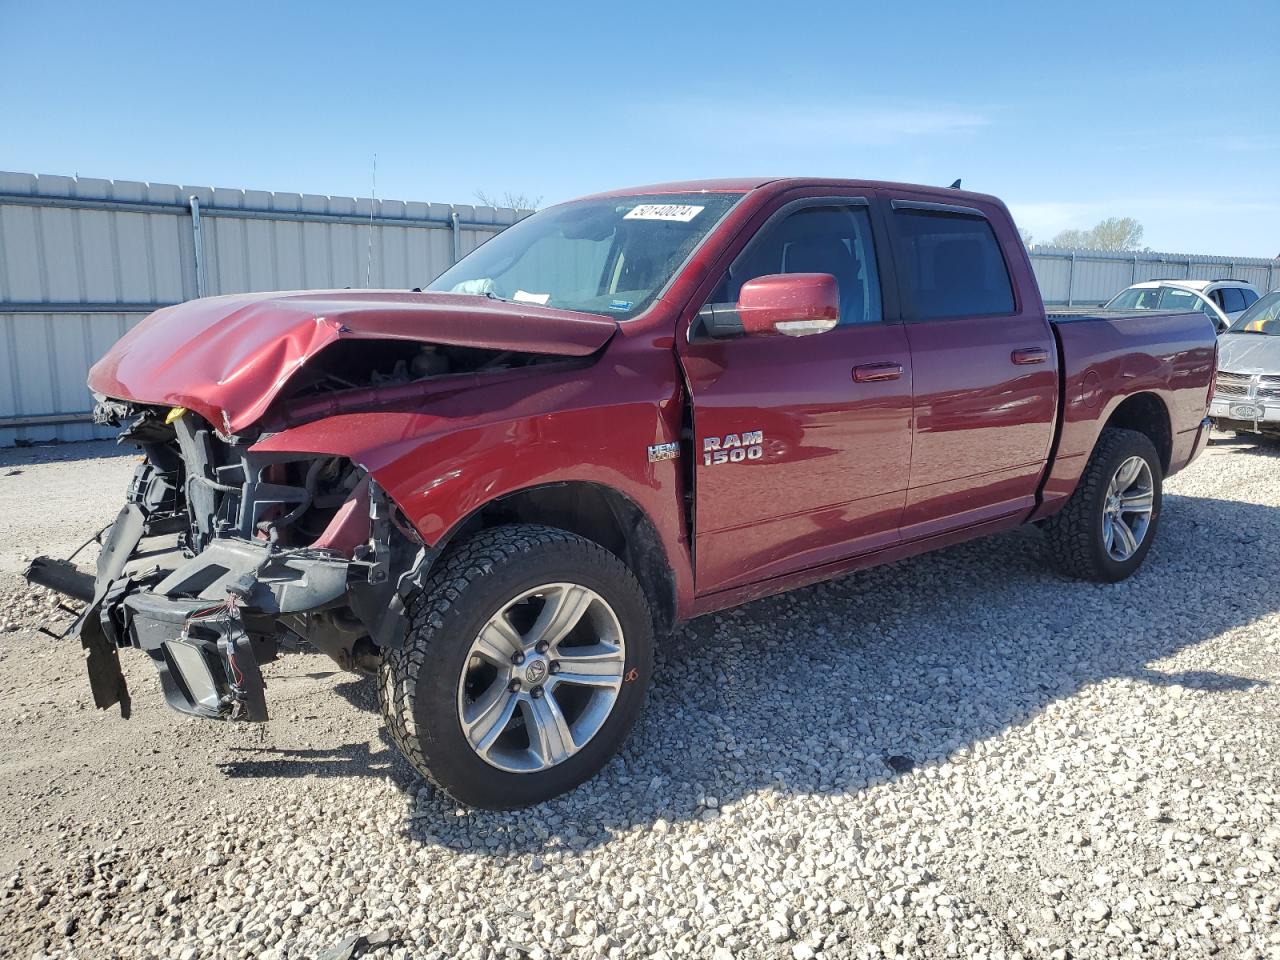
[
  {"left": 1043, "top": 427, "right": 1163, "bottom": 582},
  {"left": 379, "top": 524, "right": 653, "bottom": 809}
]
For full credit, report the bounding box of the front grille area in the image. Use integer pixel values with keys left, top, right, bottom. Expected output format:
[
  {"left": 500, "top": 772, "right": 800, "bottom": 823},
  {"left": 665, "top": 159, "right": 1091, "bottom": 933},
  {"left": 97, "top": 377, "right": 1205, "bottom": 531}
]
[
  {"left": 1259, "top": 376, "right": 1280, "bottom": 401},
  {"left": 1214, "top": 371, "right": 1251, "bottom": 399}
]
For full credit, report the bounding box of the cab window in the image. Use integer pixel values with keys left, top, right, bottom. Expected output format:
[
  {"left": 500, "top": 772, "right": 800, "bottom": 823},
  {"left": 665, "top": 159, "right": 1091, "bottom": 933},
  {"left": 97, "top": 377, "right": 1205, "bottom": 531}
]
[
  {"left": 708, "top": 204, "right": 882, "bottom": 325},
  {"left": 1158, "top": 287, "right": 1202, "bottom": 312},
  {"left": 892, "top": 209, "right": 1015, "bottom": 319},
  {"left": 1219, "top": 287, "right": 1247, "bottom": 313}
]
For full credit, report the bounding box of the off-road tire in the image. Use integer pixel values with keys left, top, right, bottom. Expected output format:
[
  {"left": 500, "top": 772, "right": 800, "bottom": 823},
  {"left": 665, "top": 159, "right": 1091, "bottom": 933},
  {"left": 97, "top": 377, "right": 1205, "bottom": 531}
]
[
  {"left": 1043, "top": 427, "right": 1163, "bottom": 583},
  {"left": 378, "top": 524, "right": 653, "bottom": 809}
]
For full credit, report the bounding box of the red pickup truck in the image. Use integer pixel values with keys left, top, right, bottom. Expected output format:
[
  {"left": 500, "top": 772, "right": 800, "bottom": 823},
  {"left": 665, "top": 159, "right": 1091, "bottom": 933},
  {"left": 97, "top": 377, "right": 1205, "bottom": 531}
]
[{"left": 27, "top": 178, "right": 1216, "bottom": 808}]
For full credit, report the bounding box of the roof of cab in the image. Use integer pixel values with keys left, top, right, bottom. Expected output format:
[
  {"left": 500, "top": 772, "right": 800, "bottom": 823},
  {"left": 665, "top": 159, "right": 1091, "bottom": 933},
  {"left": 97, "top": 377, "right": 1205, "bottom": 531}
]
[{"left": 580, "top": 177, "right": 1004, "bottom": 206}]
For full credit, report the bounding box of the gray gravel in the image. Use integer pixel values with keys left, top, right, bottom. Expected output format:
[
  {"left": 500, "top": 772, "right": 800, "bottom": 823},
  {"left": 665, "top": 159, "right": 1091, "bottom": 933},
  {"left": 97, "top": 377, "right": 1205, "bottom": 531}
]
[{"left": 1, "top": 434, "right": 1279, "bottom": 960}]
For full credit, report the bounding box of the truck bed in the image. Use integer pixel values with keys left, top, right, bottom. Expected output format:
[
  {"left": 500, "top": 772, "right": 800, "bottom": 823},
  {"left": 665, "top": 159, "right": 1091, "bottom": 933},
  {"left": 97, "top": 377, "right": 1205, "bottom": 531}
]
[
  {"left": 1034, "top": 307, "right": 1215, "bottom": 519},
  {"left": 1047, "top": 308, "right": 1193, "bottom": 324}
]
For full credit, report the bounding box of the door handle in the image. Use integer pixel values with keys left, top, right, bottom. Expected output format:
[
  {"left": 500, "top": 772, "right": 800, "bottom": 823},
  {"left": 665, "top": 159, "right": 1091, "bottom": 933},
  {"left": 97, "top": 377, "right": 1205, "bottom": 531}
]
[
  {"left": 852, "top": 362, "right": 903, "bottom": 382},
  {"left": 1011, "top": 347, "right": 1049, "bottom": 365}
]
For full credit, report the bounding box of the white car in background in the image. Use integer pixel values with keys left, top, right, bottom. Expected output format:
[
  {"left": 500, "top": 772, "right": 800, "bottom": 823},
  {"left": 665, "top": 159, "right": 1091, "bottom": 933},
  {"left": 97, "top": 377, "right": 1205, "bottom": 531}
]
[{"left": 1104, "top": 279, "right": 1260, "bottom": 332}]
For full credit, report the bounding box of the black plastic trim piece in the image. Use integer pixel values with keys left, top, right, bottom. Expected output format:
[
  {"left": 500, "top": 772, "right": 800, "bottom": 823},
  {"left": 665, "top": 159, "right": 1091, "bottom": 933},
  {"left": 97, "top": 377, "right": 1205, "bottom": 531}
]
[{"left": 890, "top": 199, "right": 985, "bottom": 217}]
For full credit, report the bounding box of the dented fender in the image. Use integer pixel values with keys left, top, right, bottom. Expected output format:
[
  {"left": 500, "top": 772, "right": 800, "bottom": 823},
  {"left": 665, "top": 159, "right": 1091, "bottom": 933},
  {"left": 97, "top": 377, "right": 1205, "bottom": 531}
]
[{"left": 247, "top": 345, "right": 694, "bottom": 609}]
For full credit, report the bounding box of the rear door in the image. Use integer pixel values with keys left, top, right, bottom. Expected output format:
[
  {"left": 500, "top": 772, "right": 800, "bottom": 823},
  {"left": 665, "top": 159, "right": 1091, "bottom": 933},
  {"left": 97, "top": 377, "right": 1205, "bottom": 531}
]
[
  {"left": 678, "top": 192, "right": 913, "bottom": 594},
  {"left": 885, "top": 195, "right": 1058, "bottom": 539}
]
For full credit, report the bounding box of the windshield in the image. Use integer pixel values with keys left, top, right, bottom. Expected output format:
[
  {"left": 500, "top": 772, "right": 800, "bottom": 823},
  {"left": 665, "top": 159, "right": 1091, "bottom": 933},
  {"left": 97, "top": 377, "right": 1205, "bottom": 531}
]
[
  {"left": 1227, "top": 290, "right": 1280, "bottom": 335},
  {"left": 427, "top": 193, "right": 744, "bottom": 319},
  {"left": 1105, "top": 285, "right": 1207, "bottom": 313}
]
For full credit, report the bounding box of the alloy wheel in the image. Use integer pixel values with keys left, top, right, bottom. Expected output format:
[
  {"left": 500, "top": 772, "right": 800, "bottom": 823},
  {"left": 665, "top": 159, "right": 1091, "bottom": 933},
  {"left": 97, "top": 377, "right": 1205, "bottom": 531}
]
[
  {"left": 1102, "top": 455, "right": 1155, "bottom": 562},
  {"left": 456, "top": 583, "right": 627, "bottom": 773}
]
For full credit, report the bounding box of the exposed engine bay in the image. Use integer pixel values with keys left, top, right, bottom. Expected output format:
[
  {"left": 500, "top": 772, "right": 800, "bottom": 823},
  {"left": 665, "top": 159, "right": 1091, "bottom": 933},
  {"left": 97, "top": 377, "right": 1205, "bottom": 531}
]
[{"left": 25, "top": 338, "right": 564, "bottom": 723}]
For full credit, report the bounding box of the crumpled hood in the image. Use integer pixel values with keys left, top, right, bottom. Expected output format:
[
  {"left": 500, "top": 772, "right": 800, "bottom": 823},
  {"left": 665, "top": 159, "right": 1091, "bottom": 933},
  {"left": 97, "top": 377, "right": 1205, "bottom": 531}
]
[
  {"left": 87, "top": 290, "right": 618, "bottom": 433},
  {"left": 1217, "top": 333, "right": 1280, "bottom": 375}
]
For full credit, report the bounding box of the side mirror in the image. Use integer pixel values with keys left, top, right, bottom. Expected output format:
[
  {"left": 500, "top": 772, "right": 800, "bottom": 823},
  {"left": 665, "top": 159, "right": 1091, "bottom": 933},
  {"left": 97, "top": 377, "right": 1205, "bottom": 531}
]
[
  {"left": 696, "top": 273, "right": 840, "bottom": 339},
  {"left": 738, "top": 273, "right": 839, "bottom": 337}
]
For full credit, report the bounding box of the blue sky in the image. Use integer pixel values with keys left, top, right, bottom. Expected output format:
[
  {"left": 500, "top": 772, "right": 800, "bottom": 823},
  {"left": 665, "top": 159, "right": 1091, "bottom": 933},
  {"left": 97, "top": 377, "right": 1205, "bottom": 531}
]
[{"left": 3, "top": 0, "right": 1277, "bottom": 257}]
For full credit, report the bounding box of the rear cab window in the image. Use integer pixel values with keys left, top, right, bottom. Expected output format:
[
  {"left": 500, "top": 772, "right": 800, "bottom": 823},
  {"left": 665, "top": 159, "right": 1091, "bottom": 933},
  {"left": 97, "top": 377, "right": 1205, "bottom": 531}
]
[{"left": 889, "top": 202, "right": 1015, "bottom": 319}]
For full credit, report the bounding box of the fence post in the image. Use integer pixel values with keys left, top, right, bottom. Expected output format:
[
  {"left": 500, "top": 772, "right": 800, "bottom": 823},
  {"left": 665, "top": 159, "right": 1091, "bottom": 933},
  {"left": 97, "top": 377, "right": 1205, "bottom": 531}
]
[
  {"left": 188, "top": 195, "right": 206, "bottom": 299},
  {"left": 450, "top": 210, "right": 461, "bottom": 264},
  {"left": 1066, "top": 251, "right": 1076, "bottom": 307},
  {"left": 1132, "top": 255, "right": 1138, "bottom": 284}
]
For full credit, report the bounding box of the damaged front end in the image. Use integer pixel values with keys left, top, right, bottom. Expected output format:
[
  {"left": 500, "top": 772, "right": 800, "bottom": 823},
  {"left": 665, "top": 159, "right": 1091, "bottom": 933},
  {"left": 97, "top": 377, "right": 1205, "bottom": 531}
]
[{"left": 26, "top": 403, "right": 432, "bottom": 723}]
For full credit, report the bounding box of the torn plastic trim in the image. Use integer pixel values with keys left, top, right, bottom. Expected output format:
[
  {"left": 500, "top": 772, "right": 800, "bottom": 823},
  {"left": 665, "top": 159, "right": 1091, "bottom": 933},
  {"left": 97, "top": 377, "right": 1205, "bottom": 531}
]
[
  {"left": 347, "top": 480, "right": 435, "bottom": 651},
  {"left": 125, "top": 592, "right": 269, "bottom": 722}
]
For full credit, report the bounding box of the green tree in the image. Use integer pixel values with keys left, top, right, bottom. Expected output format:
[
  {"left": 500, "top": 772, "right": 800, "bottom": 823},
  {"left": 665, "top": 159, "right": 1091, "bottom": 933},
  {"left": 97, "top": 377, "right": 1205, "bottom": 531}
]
[{"left": 1051, "top": 217, "right": 1144, "bottom": 252}]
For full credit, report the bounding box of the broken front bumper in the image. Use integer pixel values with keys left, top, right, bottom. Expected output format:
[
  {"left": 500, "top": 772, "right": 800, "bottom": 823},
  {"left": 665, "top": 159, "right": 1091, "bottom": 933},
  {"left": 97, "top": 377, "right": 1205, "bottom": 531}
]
[
  {"left": 26, "top": 406, "right": 433, "bottom": 723},
  {"left": 28, "top": 526, "right": 357, "bottom": 722}
]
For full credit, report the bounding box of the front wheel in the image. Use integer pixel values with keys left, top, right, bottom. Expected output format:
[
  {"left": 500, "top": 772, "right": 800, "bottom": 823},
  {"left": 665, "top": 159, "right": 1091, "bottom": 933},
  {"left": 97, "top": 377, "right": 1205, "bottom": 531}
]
[
  {"left": 1043, "top": 427, "right": 1163, "bottom": 583},
  {"left": 379, "top": 524, "right": 653, "bottom": 809}
]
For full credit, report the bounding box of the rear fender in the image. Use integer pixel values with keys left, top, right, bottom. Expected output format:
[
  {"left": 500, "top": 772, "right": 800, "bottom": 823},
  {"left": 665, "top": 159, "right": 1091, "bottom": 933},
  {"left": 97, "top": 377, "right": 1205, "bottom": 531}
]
[{"left": 1032, "top": 312, "right": 1214, "bottom": 520}]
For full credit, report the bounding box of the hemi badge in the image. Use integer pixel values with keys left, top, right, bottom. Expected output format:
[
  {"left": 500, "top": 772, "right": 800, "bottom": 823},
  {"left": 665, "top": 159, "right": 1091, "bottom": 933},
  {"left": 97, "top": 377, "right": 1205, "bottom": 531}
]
[{"left": 647, "top": 442, "right": 680, "bottom": 463}]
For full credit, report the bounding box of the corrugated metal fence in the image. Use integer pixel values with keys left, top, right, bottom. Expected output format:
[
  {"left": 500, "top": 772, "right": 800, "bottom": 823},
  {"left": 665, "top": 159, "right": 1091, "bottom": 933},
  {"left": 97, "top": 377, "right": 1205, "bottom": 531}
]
[
  {"left": 2, "top": 171, "right": 1277, "bottom": 446},
  {"left": 0, "top": 171, "right": 529, "bottom": 445},
  {"left": 1030, "top": 247, "right": 1277, "bottom": 307}
]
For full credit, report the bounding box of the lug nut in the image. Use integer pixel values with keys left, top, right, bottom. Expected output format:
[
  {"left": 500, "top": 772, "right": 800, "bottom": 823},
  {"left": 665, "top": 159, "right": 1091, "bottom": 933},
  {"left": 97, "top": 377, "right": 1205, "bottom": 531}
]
[
  {"left": 549, "top": 662, "right": 560, "bottom": 675},
  {"left": 531, "top": 687, "right": 544, "bottom": 699},
  {"left": 512, "top": 651, "right": 525, "bottom": 665},
  {"left": 508, "top": 679, "right": 521, "bottom": 693},
  {"left": 535, "top": 641, "right": 549, "bottom": 653}
]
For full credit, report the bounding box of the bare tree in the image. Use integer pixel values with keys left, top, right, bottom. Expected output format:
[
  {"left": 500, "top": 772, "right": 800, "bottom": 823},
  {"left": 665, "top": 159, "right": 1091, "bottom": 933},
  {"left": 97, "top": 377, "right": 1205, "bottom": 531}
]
[
  {"left": 474, "top": 190, "right": 542, "bottom": 212},
  {"left": 1018, "top": 226, "right": 1034, "bottom": 248},
  {"left": 1050, "top": 217, "right": 1144, "bottom": 252}
]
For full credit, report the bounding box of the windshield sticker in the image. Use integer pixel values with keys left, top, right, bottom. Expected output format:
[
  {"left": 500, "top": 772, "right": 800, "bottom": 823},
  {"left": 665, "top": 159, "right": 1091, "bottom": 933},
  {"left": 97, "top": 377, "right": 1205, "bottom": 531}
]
[
  {"left": 512, "top": 290, "right": 551, "bottom": 306},
  {"left": 609, "top": 299, "right": 633, "bottom": 311},
  {"left": 624, "top": 204, "right": 705, "bottom": 223}
]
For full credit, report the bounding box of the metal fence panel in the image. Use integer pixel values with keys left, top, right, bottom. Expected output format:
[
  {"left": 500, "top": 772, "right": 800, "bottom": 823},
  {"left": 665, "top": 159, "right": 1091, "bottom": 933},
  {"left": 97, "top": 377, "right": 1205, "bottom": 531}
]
[
  {"left": 0, "top": 171, "right": 525, "bottom": 445},
  {"left": 1030, "top": 247, "right": 1278, "bottom": 307},
  {"left": 3, "top": 170, "right": 1278, "bottom": 446}
]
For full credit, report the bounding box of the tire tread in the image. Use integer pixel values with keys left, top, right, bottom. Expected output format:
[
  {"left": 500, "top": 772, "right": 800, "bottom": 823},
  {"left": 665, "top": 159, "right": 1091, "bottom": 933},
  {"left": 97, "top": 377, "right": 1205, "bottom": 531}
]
[
  {"left": 377, "top": 523, "right": 648, "bottom": 804},
  {"left": 1043, "top": 426, "right": 1160, "bottom": 582}
]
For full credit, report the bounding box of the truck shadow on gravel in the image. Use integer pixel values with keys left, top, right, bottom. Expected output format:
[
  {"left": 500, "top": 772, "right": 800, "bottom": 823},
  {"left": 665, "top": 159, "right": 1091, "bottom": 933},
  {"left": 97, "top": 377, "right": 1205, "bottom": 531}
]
[
  {"left": 221, "top": 490, "right": 1275, "bottom": 853},
  {"left": 1208, "top": 433, "right": 1280, "bottom": 456}
]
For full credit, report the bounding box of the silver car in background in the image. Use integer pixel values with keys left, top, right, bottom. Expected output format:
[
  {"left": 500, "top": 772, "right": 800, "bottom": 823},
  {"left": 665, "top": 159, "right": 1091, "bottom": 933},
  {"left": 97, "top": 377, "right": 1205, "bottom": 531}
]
[{"left": 1210, "top": 290, "right": 1280, "bottom": 439}]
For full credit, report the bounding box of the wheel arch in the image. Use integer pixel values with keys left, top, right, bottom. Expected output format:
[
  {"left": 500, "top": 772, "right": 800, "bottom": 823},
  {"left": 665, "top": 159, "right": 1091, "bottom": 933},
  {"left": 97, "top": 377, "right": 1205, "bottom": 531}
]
[
  {"left": 1100, "top": 391, "right": 1172, "bottom": 473},
  {"left": 436, "top": 481, "right": 677, "bottom": 637}
]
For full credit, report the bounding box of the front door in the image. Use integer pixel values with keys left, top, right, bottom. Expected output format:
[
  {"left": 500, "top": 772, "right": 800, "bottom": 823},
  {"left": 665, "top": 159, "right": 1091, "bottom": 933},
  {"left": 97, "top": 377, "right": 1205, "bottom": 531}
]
[{"left": 678, "top": 196, "right": 913, "bottom": 595}]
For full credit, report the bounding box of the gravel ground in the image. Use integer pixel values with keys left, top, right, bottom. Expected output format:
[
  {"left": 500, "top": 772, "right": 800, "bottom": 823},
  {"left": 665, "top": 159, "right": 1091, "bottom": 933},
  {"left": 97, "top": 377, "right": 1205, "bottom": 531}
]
[{"left": 1, "top": 435, "right": 1278, "bottom": 960}]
